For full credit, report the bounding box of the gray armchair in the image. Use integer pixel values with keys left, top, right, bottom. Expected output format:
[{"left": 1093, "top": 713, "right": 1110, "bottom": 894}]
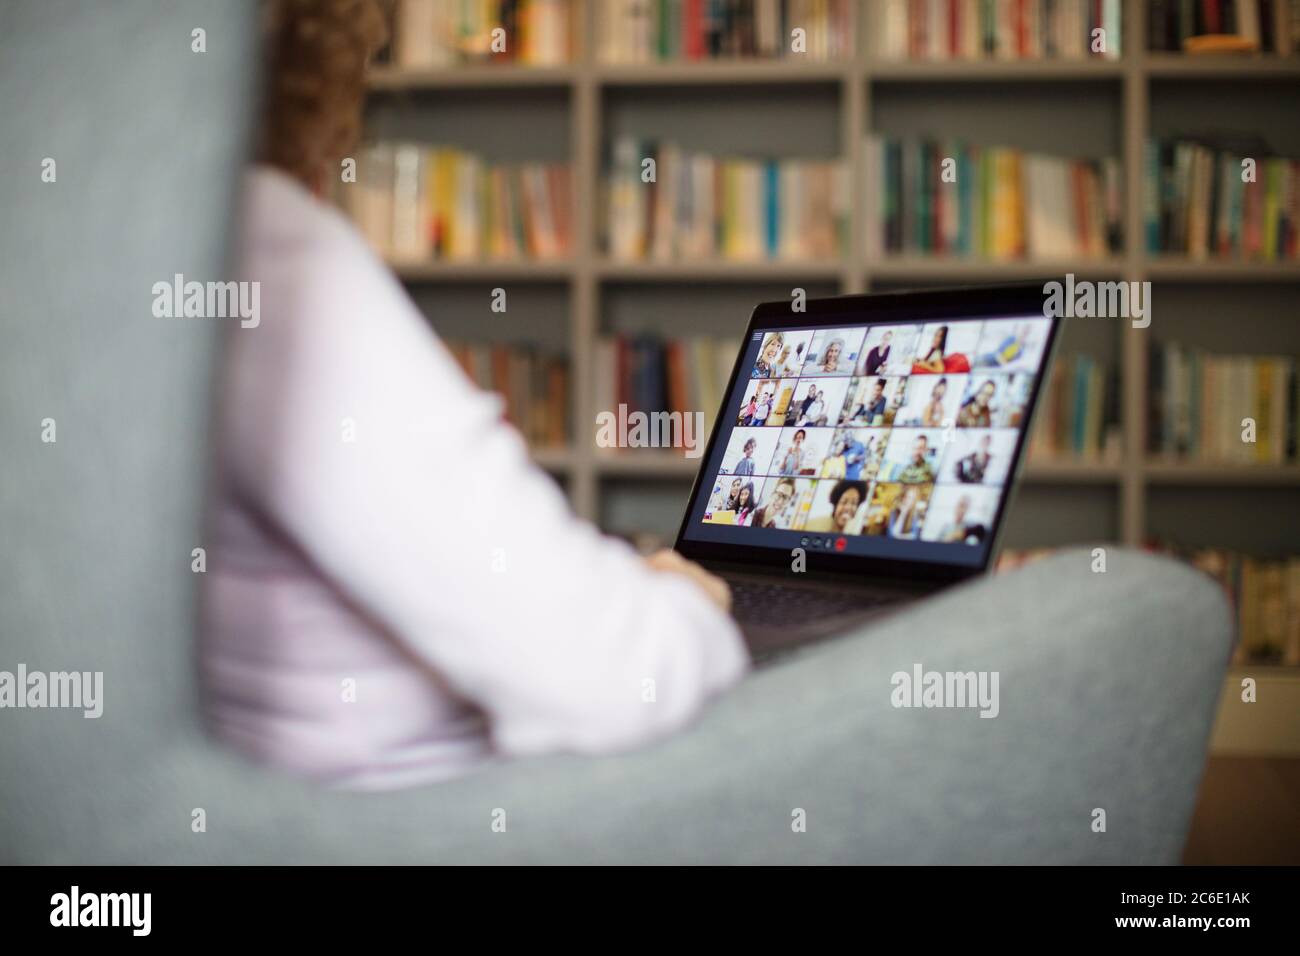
[{"left": 0, "top": 0, "right": 1231, "bottom": 864}]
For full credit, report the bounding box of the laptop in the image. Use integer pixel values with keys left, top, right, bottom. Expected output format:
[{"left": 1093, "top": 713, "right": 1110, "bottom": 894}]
[{"left": 673, "top": 283, "right": 1064, "bottom": 661}]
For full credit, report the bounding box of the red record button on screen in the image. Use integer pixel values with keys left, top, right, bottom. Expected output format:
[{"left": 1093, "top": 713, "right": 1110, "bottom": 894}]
[{"left": 834, "top": 537, "right": 847, "bottom": 552}]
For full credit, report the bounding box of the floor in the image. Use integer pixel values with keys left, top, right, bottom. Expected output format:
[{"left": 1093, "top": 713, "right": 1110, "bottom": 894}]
[{"left": 1182, "top": 756, "right": 1300, "bottom": 864}]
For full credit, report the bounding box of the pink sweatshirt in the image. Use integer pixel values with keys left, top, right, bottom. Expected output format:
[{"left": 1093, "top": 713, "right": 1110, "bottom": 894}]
[{"left": 199, "top": 168, "right": 748, "bottom": 789}]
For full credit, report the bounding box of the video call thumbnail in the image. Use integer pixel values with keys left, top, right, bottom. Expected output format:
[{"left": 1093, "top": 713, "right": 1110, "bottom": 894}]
[
  {"left": 912, "top": 322, "right": 982, "bottom": 374},
  {"left": 877, "top": 428, "right": 945, "bottom": 484},
  {"left": 800, "top": 327, "right": 868, "bottom": 377},
  {"left": 751, "top": 329, "right": 814, "bottom": 380},
  {"left": 781, "top": 378, "right": 851, "bottom": 428},
  {"left": 772, "top": 426, "right": 835, "bottom": 477},
  {"left": 892, "top": 374, "right": 967, "bottom": 428},
  {"left": 858, "top": 325, "right": 921, "bottom": 377},
  {"left": 697, "top": 314, "right": 1053, "bottom": 552},
  {"left": 720, "top": 426, "right": 780, "bottom": 476},
  {"left": 864, "top": 481, "right": 934, "bottom": 539},
  {"left": 804, "top": 477, "right": 870, "bottom": 534},
  {"left": 937, "top": 429, "right": 1018, "bottom": 486},
  {"left": 821, "top": 427, "right": 888, "bottom": 481},
  {"left": 839, "top": 375, "right": 905, "bottom": 427},
  {"left": 922, "top": 485, "right": 1001, "bottom": 545}
]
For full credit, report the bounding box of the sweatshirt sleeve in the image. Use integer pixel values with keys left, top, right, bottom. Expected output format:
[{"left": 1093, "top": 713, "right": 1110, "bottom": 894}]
[{"left": 224, "top": 200, "right": 749, "bottom": 758}]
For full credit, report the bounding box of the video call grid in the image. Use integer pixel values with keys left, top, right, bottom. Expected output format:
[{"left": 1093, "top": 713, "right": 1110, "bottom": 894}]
[{"left": 702, "top": 317, "right": 1051, "bottom": 544}]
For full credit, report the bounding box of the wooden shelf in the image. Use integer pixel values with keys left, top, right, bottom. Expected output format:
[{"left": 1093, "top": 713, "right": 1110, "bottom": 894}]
[
  {"left": 870, "top": 256, "right": 1126, "bottom": 281},
  {"left": 367, "top": 64, "right": 576, "bottom": 90},
  {"left": 1145, "top": 258, "right": 1300, "bottom": 281},
  {"left": 597, "top": 60, "right": 847, "bottom": 85},
  {"left": 594, "top": 454, "right": 698, "bottom": 479},
  {"left": 386, "top": 259, "right": 573, "bottom": 281},
  {"left": 1143, "top": 54, "right": 1300, "bottom": 78},
  {"left": 596, "top": 258, "right": 844, "bottom": 281},
  {"left": 366, "top": 55, "right": 1300, "bottom": 90},
  {"left": 1144, "top": 462, "right": 1300, "bottom": 486},
  {"left": 530, "top": 447, "right": 575, "bottom": 473},
  {"left": 868, "top": 58, "right": 1125, "bottom": 81},
  {"left": 1023, "top": 459, "right": 1124, "bottom": 483}
]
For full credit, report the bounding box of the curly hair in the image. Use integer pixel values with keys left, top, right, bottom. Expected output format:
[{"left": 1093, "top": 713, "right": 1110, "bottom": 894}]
[{"left": 259, "top": 0, "right": 390, "bottom": 187}]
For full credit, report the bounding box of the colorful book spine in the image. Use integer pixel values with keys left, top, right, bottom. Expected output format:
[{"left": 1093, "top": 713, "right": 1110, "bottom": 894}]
[
  {"left": 604, "top": 137, "right": 845, "bottom": 262},
  {"left": 1147, "top": 342, "right": 1300, "bottom": 464},
  {"left": 869, "top": 136, "right": 1121, "bottom": 261},
  {"left": 874, "top": 0, "right": 1122, "bottom": 60},
  {"left": 390, "top": 0, "right": 575, "bottom": 67},
  {"left": 343, "top": 143, "right": 573, "bottom": 262}
]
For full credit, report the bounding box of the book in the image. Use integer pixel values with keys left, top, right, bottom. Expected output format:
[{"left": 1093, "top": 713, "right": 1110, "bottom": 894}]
[
  {"left": 873, "top": 0, "right": 1122, "bottom": 60},
  {"left": 604, "top": 137, "right": 845, "bottom": 261},
  {"left": 1148, "top": 0, "right": 1300, "bottom": 52},
  {"left": 869, "top": 135, "right": 1121, "bottom": 261},
  {"left": 599, "top": 0, "right": 852, "bottom": 62},
  {"left": 343, "top": 143, "right": 573, "bottom": 262},
  {"left": 388, "top": 0, "right": 575, "bottom": 67},
  {"left": 444, "top": 340, "right": 570, "bottom": 449},
  {"left": 1147, "top": 342, "right": 1300, "bottom": 464}
]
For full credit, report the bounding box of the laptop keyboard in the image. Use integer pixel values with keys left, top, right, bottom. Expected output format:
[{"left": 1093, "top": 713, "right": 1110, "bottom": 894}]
[{"left": 729, "top": 579, "right": 893, "bottom": 628}]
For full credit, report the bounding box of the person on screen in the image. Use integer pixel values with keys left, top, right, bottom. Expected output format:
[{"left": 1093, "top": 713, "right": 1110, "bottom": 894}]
[
  {"left": 888, "top": 485, "right": 926, "bottom": 540},
  {"left": 912, "top": 325, "right": 972, "bottom": 374},
  {"left": 864, "top": 331, "right": 892, "bottom": 375},
  {"left": 752, "top": 389, "right": 773, "bottom": 427},
  {"left": 843, "top": 433, "right": 869, "bottom": 480},
  {"left": 805, "top": 480, "right": 868, "bottom": 534},
  {"left": 817, "top": 337, "right": 846, "bottom": 374},
  {"left": 753, "top": 332, "right": 783, "bottom": 378},
  {"left": 937, "top": 495, "right": 974, "bottom": 543},
  {"left": 739, "top": 391, "right": 758, "bottom": 426},
  {"left": 732, "top": 437, "right": 759, "bottom": 476},
  {"left": 895, "top": 435, "right": 935, "bottom": 484},
  {"left": 820, "top": 440, "right": 847, "bottom": 478},
  {"left": 753, "top": 478, "right": 796, "bottom": 529},
  {"left": 770, "top": 345, "right": 796, "bottom": 379},
  {"left": 778, "top": 429, "right": 807, "bottom": 476},
  {"left": 977, "top": 323, "right": 1031, "bottom": 369},
  {"left": 709, "top": 477, "right": 742, "bottom": 513},
  {"left": 913, "top": 326, "right": 948, "bottom": 373},
  {"left": 735, "top": 482, "right": 757, "bottom": 526},
  {"left": 863, "top": 378, "right": 888, "bottom": 425},
  {"left": 799, "top": 390, "right": 827, "bottom": 427},
  {"left": 956, "top": 434, "right": 994, "bottom": 484},
  {"left": 922, "top": 377, "right": 948, "bottom": 428},
  {"left": 957, "top": 379, "right": 996, "bottom": 428},
  {"left": 796, "top": 384, "right": 818, "bottom": 423},
  {"left": 202, "top": 0, "right": 745, "bottom": 789}
]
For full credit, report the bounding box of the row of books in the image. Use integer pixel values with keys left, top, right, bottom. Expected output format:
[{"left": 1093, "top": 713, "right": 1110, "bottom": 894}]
[
  {"left": 1148, "top": 343, "right": 1299, "bottom": 463},
  {"left": 598, "top": 0, "right": 852, "bottom": 62},
  {"left": 344, "top": 143, "right": 573, "bottom": 261},
  {"left": 871, "top": 0, "right": 1123, "bottom": 60},
  {"left": 867, "top": 137, "right": 1123, "bottom": 260},
  {"left": 1147, "top": 0, "right": 1300, "bottom": 53},
  {"left": 1181, "top": 548, "right": 1300, "bottom": 666},
  {"left": 1144, "top": 139, "right": 1300, "bottom": 261},
  {"left": 1028, "top": 352, "right": 1122, "bottom": 461},
  {"left": 390, "top": 0, "right": 575, "bottom": 66},
  {"left": 997, "top": 545, "right": 1300, "bottom": 667},
  {"left": 593, "top": 334, "right": 738, "bottom": 440},
  {"left": 604, "top": 138, "right": 846, "bottom": 261},
  {"left": 444, "top": 341, "right": 571, "bottom": 449}
]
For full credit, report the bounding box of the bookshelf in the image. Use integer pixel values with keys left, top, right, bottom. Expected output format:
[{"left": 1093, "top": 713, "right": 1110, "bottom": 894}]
[{"left": 366, "top": 0, "right": 1299, "bottom": 550}]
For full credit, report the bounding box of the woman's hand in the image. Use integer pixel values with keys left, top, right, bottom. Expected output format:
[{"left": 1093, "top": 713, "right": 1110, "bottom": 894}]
[{"left": 645, "top": 549, "right": 732, "bottom": 614}]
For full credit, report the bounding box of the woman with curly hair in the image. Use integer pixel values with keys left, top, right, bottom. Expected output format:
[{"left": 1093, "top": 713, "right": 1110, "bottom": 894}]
[{"left": 201, "top": 0, "right": 745, "bottom": 789}]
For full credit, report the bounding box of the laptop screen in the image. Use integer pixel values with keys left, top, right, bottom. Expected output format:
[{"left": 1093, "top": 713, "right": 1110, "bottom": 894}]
[{"left": 677, "top": 301, "right": 1059, "bottom": 574}]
